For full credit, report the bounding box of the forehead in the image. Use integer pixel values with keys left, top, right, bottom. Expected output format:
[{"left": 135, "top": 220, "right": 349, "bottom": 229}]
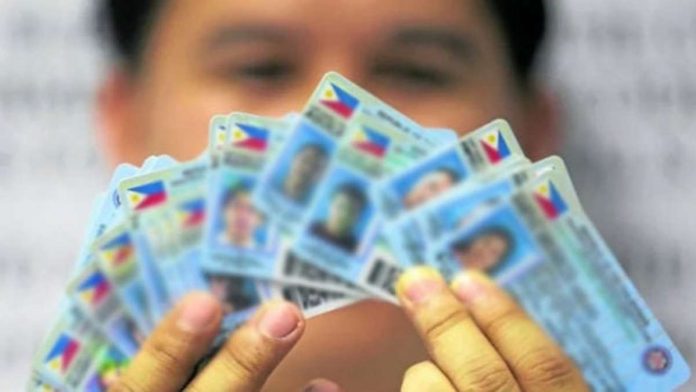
[
  {"left": 479, "top": 232, "right": 507, "bottom": 242},
  {"left": 152, "top": 0, "right": 497, "bottom": 48},
  {"left": 421, "top": 170, "right": 454, "bottom": 182},
  {"left": 161, "top": 0, "right": 488, "bottom": 24}
]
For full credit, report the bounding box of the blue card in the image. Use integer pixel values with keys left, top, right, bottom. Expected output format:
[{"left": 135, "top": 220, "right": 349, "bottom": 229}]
[
  {"left": 375, "top": 119, "right": 528, "bottom": 219},
  {"left": 202, "top": 113, "right": 286, "bottom": 281},
  {"left": 426, "top": 161, "right": 691, "bottom": 391}
]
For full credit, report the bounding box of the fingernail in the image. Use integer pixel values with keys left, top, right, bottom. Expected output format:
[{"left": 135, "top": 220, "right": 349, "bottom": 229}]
[
  {"left": 303, "top": 378, "right": 342, "bottom": 392},
  {"left": 257, "top": 302, "right": 301, "bottom": 339},
  {"left": 396, "top": 266, "right": 445, "bottom": 304},
  {"left": 176, "top": 293, "right": 220, "bottom": 332},
  {"left": 451, "top": 272, "right": 489, "bottom": 303}
]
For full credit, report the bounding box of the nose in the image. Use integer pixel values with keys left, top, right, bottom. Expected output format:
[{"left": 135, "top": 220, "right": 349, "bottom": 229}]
[{"left": 311, "top": 51, "right": 364, "bottom": 89}]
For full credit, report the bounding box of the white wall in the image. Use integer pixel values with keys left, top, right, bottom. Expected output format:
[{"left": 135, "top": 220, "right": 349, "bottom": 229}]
[
  {"left": 0, "top": 1, "right": 107, "bottom": 390},
  {"left": 0, "top": 0, "right": 694, "bottom": 389}
]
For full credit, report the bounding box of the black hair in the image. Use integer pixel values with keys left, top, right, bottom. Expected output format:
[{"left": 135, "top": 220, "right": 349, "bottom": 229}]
[
  {"left": 487, "top": 0, "right": 547, "bottom": 87},
  {"left": 99, "top": 0, "right": 546, "bottom": 84},
  {"left": 98, "top": 0, "right": 164, "bottom": 69},
  {"left": 332, "top": 183, "right": 367, "bottom": 209},
  {"left": 222, "top": 181, "right": 252, "bottom": 206}
]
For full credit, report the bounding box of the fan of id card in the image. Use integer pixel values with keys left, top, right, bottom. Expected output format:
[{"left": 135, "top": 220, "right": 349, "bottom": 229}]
[{"left": 30, "top": 72, "right": 690, "bottom": 391}]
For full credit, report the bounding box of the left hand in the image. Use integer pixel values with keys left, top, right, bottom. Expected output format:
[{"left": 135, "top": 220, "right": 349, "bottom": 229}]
[
  {"left": 109, "top": 293, "right": 306, "bottom": 392},
  {"left": 396, "top": 267, "right": 588, "bottom": 392}
]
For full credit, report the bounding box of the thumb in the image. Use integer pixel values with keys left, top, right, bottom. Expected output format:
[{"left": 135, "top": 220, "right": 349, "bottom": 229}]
[
  {"left": 186, "top": 301, "right": 305, "bottom": 392},
  {"left": 111, "top": 292, "right": 222, "bottom": 392}
]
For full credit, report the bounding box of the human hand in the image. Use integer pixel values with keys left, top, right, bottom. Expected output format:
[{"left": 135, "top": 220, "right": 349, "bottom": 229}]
[
  {"left": 396, "top": 267, "right": 588, "bottom": 391},
  {"left": 109, "top": 292, "right": 305, "bottom": 392}
]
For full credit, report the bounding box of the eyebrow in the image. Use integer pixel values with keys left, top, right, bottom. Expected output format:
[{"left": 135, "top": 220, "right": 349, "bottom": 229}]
[
  {"left": 387, "top": 27, "right": 478, "bottom": 61},
  {"left": 203, "top": 25, "right": 291, "bottom": 51}
]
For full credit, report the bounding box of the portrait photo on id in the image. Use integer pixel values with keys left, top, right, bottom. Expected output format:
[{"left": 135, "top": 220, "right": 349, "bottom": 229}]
[
  {"left": 217, "top": 180, "right": 266, "bottom": 249},
  {"left": 6, "top": 0, "right": 695, "bottom": 391}
]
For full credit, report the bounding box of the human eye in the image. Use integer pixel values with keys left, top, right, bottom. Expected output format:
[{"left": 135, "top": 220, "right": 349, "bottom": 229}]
[
  {"left": 232, "top": 59, "right": 296, "bottom": 83},
  {"left": 217, "top": 57, "right": 297, "bottom": 88},
  {"left": 204, "top": 48, "right": 299, "bottom": 90},
  {"left": 371, "top": 60, "right": 456, "bottom": 91}
]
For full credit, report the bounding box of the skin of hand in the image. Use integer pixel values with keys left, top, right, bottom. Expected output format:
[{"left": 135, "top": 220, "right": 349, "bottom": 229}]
[
  {"left": 396, "top": 267, "right": 589, "bottom": 392},
  {"left": 108, "top": 293, "right": 309, "bottom": 392},
  {"left": 108, "top": 267, "right": 588, "bottom": 392}
]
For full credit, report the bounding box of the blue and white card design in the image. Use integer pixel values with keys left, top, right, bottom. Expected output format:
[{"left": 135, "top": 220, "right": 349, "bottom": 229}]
[
  {"left": 426, "top": 165, "right": 691, "bottom": 390},
  {"left": 203, "top": 113, "right": 285, "bottom": 280},
  {"left": 375, "top": 119, "right": 527, "bottom": 220},
  {"left": 31, "top": 72, "right": 690, "bottom": 392},
  {"left": 31, "top": 301, "right": 130, "bottom": 392},
  {"left": 290, "top": 114, "right": 408, "bottom": 290},
  {"left": 384, "top": 157, "right": 558, "bottom": 269}
]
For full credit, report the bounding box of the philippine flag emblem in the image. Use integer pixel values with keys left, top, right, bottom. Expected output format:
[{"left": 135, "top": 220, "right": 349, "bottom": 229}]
[
  {"left": 77, "top": 270, "right": 111, "bottom": 306},
  {"left": 353, "top": 126, "right": 390, "bottom": 158},
  {"left": 216, "top": 124, "right": 227, "bottom": 145},
  {"left": 179, "top": 198, "right": 205, "bottom": 227},
  {"left": 44, "top": 333, "right": 80, "bottom": 375},
  {"left": 533, "top": 181, "right": 568, "bottom": 220},
  {"left": 126, "top": 181, "right": 167, "bottom": 211},
  {"left": 100, "top": 232, "right": 134, "bottom": 268},
  {"left": 320, "top": 83, "right": 359, "bottom": 119},
  {"left": 230, "top": 123, "right": 269, "bottom": 151},
  {"left": 480, "top": 129, "right": 511, "bottom": 164}
]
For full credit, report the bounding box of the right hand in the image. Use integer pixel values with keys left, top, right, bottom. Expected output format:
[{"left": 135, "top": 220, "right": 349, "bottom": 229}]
[
  {"left": 109, "top": 293, "right": 307, "bottom": 391},
  {"left": 396, "top": 267, "right": 588, "bottom": 392}
]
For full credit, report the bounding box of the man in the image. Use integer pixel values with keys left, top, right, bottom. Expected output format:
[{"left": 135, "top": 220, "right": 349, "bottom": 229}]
[
  {"left": 219, "top": 182, "right": 264, "bottom": 248},
  {"left": 310, "top": 183, "right": 367, "bottom": 253},
  {"left": 100, "top": 1, "right": 586, "bottom": 391},
  {"left": 452, "top": 227, "right": 513, "bottom": 273},
  {"left": 281, "top": 143, "right": 328, "bottom": 204}
]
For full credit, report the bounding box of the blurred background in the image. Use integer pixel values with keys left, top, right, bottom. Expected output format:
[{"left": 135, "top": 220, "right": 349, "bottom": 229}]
[{"left": 0, "top": 0, "right": 694, "bottom": 389}]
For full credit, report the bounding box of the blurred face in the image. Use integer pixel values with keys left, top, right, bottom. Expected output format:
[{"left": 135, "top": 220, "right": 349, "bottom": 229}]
[
  {"left": 223, "top": 190, "right": 261, "bottom": 246},
  {"left": 101, "top": 0, "right": 555, "bottom": 165},
  {"left": 404, "top": 169, "right": 456, "bottom": 209},
  {"left": 284, "top": 146, "right": 327, "bottom": 201},
  {"left": 455, "top": 232, "right": 509, "bottom": 271},
  {"left": 326, "top": 191, "right": 362, "bottom": 236}
]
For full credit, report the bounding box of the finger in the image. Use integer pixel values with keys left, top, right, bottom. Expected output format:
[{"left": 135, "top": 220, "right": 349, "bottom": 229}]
[
  {"left": 452, "top": 271, "right": 588, "bottom": 391},
  {"left": 187, "top": 301, "right": 305, "bottom": 392},
  {"left": 112, "top": 292, "right": 222, "bottom": 392},
  {"left": 401, "top": 361, "right": 456, "bottom": 392},
  {"left": 396, "top": 267, "right": 519, "bottom": 391},
  {"left": 302, "top": 378, "right": 343, "bottom": 392}
]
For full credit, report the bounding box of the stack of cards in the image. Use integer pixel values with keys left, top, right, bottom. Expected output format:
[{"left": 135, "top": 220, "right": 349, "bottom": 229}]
[{"left": 30, "top": 73, "right": 690, "bottom": 391}]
